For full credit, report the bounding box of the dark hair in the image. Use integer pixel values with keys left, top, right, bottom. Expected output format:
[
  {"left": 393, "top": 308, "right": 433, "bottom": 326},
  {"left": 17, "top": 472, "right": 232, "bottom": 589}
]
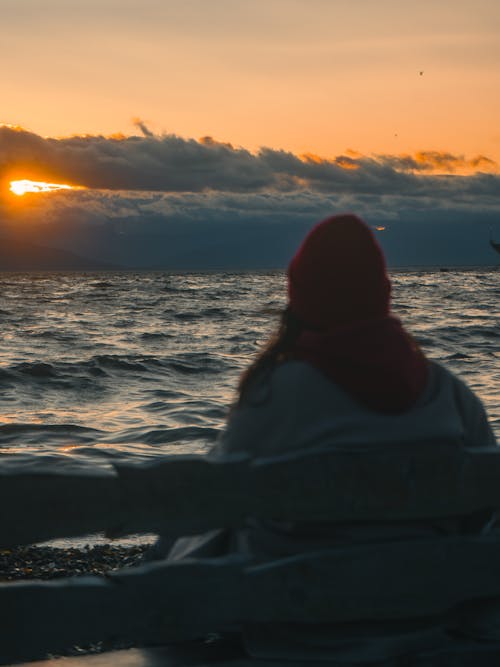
[{"left": 236, "top": 307, "right": 304, "bottom": 406}]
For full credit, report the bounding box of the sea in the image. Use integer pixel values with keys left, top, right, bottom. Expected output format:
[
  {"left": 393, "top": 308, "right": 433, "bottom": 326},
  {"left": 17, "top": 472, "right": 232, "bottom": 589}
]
[
  {"left": 0, "top": 268, "right": 498, "bottom": 546},
  {"left": 0, "top": 268, "right": 498, "bottom": 464}
]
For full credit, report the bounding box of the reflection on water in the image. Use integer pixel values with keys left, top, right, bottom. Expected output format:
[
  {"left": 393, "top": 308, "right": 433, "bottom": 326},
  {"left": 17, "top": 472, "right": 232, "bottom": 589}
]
[{"left": 0, "top": 268, "right": 498, "bottom": 464}]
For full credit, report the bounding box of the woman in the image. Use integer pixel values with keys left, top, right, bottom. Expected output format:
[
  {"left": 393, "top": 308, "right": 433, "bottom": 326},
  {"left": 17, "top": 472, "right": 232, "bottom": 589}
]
[
  {"left": 213, "top": 213, "right": 495, "bottom": 462},
  {"left": 165, "top": 213, "right": 495, "bottom": 565},
  {"left": 159, "top": 214, "right": 497, "bottom": 660}
]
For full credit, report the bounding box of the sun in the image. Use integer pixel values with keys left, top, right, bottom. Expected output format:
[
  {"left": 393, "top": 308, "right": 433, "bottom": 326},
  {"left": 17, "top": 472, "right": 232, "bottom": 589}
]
[{"left": 9, "top": 179, "right": 76, "bottom": 196}]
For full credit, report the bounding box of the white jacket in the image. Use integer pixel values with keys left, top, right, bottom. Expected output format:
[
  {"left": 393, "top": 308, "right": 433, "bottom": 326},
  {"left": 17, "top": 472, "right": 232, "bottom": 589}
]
[
  {"left": 163, "top": 361, "right": 497, "bottom": 660},
  {"left": 163, "top": 360, "right": 496, "bottom": 562},
  {"left": 212, "top": 360, "right": 496, "bottom": 459}
]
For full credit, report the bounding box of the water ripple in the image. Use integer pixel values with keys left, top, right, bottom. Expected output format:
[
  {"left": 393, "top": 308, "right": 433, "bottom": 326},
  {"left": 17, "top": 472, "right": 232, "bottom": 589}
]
[{"left": 0, "top": 268, "right": 497, "bottom": 459}]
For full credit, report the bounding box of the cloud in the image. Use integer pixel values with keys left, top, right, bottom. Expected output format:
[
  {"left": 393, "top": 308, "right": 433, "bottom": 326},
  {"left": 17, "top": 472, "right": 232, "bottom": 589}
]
[
  {"left": 1, "top": 125, "right": 498, "bottom": 197},
  {"left": 131, "top": 117, "right": 155, "bottom": 138},
  {"left": 1, "top": 187, "right": 499, "bottom": 268},
  {"left": 378, "top": 151, "right": 498, "bottom": 174},
  {"left": 1, "top": 125, "right": 500, "bottom": 268}
]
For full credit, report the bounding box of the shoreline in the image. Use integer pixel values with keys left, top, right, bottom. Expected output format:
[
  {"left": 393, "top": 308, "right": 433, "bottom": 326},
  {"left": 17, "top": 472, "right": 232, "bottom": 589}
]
[{"left": 0, "top": 543, "right": 151, "bottom": 581}]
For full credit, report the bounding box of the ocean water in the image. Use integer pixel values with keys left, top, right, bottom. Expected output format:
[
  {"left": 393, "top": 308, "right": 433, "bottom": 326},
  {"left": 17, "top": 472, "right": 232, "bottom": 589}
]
[{"left": 0, "top": 268, "right": 498, "bottom": 468}]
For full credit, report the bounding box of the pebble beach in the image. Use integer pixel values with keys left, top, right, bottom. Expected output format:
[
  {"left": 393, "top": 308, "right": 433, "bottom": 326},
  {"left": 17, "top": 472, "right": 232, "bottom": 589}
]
[{"left": 0, "top": 543, "right": 150, "bottom": 582}]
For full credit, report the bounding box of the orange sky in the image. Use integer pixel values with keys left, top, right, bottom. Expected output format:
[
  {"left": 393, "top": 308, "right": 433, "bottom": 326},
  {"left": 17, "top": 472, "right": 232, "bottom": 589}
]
[{"left": 1, "top": 0, "right": 500, "bottom": 166}]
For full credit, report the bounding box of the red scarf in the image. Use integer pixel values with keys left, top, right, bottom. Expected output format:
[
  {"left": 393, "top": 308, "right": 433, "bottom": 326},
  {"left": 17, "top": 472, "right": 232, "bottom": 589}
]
[{"left": 290, "top": 315, "right": 428, "bottom": 414}]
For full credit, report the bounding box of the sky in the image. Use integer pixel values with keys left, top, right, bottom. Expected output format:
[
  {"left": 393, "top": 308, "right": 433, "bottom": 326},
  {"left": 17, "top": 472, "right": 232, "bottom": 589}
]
[{"left": 1, "top": 0, "right": 500, "bottom": 268}]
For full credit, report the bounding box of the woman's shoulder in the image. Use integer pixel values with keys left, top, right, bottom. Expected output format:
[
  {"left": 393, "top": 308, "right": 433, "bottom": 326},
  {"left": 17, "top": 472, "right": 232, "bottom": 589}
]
[
  {"left": 272, "top": 359, "right": 322, "bottom": 381},
  {"left": 239, "top": 360, "right": 321, "bottom": 407},
  {"left": 424, "top": 360, "right": 496, "bottom": 447},
  {"left": 425, "top": 360, "right": 481, "bottom": 402},
  {"left": 272, "top": 360, "right": 337, "bottom": 386},
  {"left": 261, "top": 360, "right": 344, "bottom": 401}
]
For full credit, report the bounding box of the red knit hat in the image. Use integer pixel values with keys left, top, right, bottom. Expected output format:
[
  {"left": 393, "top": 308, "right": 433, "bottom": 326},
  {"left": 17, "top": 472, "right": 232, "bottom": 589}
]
[{"left": 288, "top": 214, "right": 391, "bottom": 328}]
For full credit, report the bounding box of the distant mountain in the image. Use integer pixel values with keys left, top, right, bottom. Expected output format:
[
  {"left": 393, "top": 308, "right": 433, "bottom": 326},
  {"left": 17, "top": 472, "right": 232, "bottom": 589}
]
[{"left": 0, "top": 238, "right": 120, "bottom": 271}]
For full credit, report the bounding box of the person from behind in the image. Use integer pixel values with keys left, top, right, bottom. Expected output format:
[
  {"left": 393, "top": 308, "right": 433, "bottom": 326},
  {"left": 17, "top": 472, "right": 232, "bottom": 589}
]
[
  {"left": 161, "top": 213, "right": 497, "bottom": 660},
  {"left": 213, "top": 213, "right": 496, "bottom": 462},
  {"left": 160, "top": 213, "right": 495, "bottom": 565}
]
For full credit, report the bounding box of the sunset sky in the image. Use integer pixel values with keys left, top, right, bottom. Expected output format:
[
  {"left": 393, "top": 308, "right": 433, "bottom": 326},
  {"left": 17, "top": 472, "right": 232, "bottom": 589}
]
[{"left": 1, "top": 0, "right": 499, "bottom": 267}]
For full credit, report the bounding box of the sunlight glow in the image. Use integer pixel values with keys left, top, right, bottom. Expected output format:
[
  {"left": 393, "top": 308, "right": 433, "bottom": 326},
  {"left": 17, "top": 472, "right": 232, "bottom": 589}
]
[{"left": 9, "top": 179, "right": 75, "bottom": 196}]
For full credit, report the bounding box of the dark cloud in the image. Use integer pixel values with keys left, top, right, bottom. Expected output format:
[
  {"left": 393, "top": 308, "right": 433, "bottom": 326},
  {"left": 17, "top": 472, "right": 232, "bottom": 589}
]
[
  {"left": 1, "top": 188, "right": 499, "bottom": 268},
  {"left": 1, "top": 125, "right": 499, "bottom": 197},
  {"left": 1, "top": 126, "right": 499, "bottom": 268},
  {"left": 0, "top": 126, "right": 272, "bottom": 192}
]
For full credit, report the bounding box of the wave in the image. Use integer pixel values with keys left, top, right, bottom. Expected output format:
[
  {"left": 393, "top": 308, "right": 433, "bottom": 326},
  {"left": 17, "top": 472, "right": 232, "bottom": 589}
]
[
  {"left": 171, "top": 307, "right": 231, "bottom": 322},
  {"left": 0, "top": 269, "right": 497, "bottom": 460},
  {"left": 0, "top": 351, "right": 234, "bottom": 393},
  {"left": 139, "top": 332, "right": 175, "bottom": 341},
  {"left": 15, "top": 362, "right": 58, "bottom": 378},
  {"left": 0, "top": 423, "right": 104, "bottom": 445},
  {"left": 106, "top": 425, "right": 219, "bottom": 445},
  {"left": 93, "top": 354, "right": 162, "bottom": 373}
]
